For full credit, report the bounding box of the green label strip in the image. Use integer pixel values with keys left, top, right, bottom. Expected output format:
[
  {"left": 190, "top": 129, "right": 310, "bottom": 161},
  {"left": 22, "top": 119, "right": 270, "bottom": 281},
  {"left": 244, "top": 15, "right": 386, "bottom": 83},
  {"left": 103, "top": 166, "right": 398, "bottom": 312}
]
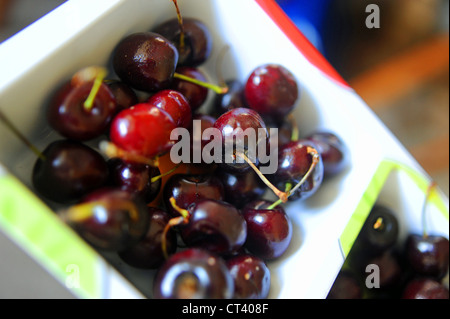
[
  {"left": 339, "top": 159, "right": 449, "bottom": 257},
  {"left": 0, "top": 174, "right": 102, "bottom": 298}
]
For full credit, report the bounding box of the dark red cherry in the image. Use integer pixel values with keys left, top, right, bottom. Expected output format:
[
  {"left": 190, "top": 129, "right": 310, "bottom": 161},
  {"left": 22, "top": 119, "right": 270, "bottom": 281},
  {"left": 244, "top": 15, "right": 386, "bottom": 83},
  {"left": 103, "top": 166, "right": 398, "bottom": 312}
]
[
  {"left": 59, "top": 188, "right": 150, "bottom": 251},
  {"left": 153, "top": 248, "right": 234, "bottom": 299},
  {"left": 112, "top": 32, "right": 178, "bottom": 92},
  {"left": 226, "top": 254, "right": 271, "bottom": 299},
  {"left": 305, "top": 131, "right": 348, "bottom": 177},
  {"left": 270, "top": 140, "right": 324, "bottom": 201},
  {"left": 406, "top": 234, "right": 449, "bottom": 280},
  {"left": 47, "top": 80, "right": 117, "bottom": 141},
  {"left": 147, "top": 89, "right": 192, "bottom": 129},
  {"left": 179, "top": 199, "right": 247, "bottom": 255},
  {"left": 106, "top": 80, "right": 139, "bottom": 112},
  {"left": 242, "top": 200, "right": 293, "bottom": 260},
  {"left": 213, "top": 108, "right": 269, "bottom": 173},
  {"left": 215, "top": 169, "right": 267, "bottom": 209},
  {"left": 244, "top": 64, "right": 299, "bottom": 121},
  {"left": 153, "top": 17, "right": 212, "bottom": 67},
  {"left": 213, "top": 79, "right": 246, "bottom": 117},
  {"left": 163, "top": 173, "right": 224, "bottom": 217},
  {"left": 109, "top": 103, "right": 177, "bottom": 159},
  {"left": 402, "top": 278, "right": 449, "bottom": 299},
  {"left": 327, "top": 271, "right": 363, "bottom": 299},
  {"left": 107, "top": 157, "right": 162, "bottom": 203},
  {"left": 119, "top": 207, "right": 176, "bottom": 269},
  {"left": 189, "top": 113, "right": 217, "bottom": 166},
  {"left": 170, "top": 67, "right": 208, "bottom": 111},
  {"left": 32, "top": 140, "right": 109, "bottom": 204}
]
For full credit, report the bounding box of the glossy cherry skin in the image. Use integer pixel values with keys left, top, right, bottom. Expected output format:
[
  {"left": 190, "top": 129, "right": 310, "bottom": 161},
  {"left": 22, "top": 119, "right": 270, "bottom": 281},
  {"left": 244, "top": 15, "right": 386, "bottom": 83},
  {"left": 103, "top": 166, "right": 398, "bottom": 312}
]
[
  {"left": 163, "top": 173, "right": 224, "bottom": 217},
  {"left": 32, "top": 140, "right": 109, "bottom": 204},
  {"left": 153, "top": 17, "right": 212, "bottom": 67},
  {"left": 242, "top": 200, "right": 293, "bottom": 260},
  {"left": 107, "top": 157, "right": 161, "bottom": 204},
  {"left": 170, "top": 66, "right": 209, "bottom": 111},
  {"left": 226, "top": 254, "right": 271, "bottom": 299},
  {"left": 189, "top": 113, "right": 217, "bottom": 166},
  {"left": 106, "top": 80, "right": 139, "bottom": 112},
  {"left": 270, "top": 140, "right": 324, "bottom": 201},
  {"left": 119, "top": 207, "right": 177, "bottom": 269},
  {"left": 62, "top": 188, "right": 150, "bottom": 251},
  {"left": 305, "top": 131, "right": 348, "bottom": 177},
  {"left": 327, "top": 271, "right": 362, "bottom": 299},
  {"left": 112, "top": 32, "right": 178, "bottom": 92},
  {"left": 109, "top": 103, "right": 176, "bottom": 159},
  {"left": 214, "top": 108, "right": 269, "bottom": 173},
  {"left": 47, "top": 80, "right": 117, "bottom": 141},
  {"left": 147, "top": 89, "right": 192, "bottom": 129},
  {"left": 245, "top": 64, "right": 299, "bottom": 121},
  {"left": 153, "top": 248, "right": 234, "bottom": 299},
  {"left": 213, "top": 79, "right": 246, "bottom": 117},
  {"left": 405, "top": 234, "right": 449, "bottom": 280},
  {"left": 215, "top": 169, "right": 267, "bottom": 209},
  {"left": 402, "top": 278, "right": 449, "bottom": 299},
  {"left": 180, "top": 199, "right": 247, "bottom": 255}
]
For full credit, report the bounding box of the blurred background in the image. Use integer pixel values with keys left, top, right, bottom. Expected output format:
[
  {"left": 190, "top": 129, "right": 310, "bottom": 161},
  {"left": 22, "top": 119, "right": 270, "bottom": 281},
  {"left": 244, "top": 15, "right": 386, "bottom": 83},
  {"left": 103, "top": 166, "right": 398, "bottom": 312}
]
[{"left": 0, "top": 0, "right": 448, "bottom": 196}]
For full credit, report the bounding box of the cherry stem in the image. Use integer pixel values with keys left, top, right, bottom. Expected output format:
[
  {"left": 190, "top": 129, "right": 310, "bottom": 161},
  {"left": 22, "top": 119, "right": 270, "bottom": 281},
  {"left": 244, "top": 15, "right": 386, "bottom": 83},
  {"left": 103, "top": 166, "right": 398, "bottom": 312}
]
[
  {"left": 288, "top": 114, "right": 299, "bottom": 142},
  {"left": 267, "top": 183, "right": 293, "bottom": 209},
  {"left": 0, "top": 109, "right": 46, "bottom": 161},
  {"left": 99, "top": 141, "right": 159, "bottom": 167},
  {"left": 150, "top": 164, "right": 181, "bottom": 183},
  {"left": 236, "top": 146, "right": 320, "bottom": 204},
  {"left": 161, "top": 197, "right": 190, "bottom": 259},
  {"left": 83, "top": 67, "right": 107, "bottom": 111},
  {"left": 422, "top": 181, "right": 438, "bottom": 238},
  {"left": 171, "top": 0, "right": 185, "bottom": 53},
  {"left": 173, "top": 72, "right": 229, "bottom": 94},
  {"left": 373, "top": 217, "right": 384, "bottom": 231}
]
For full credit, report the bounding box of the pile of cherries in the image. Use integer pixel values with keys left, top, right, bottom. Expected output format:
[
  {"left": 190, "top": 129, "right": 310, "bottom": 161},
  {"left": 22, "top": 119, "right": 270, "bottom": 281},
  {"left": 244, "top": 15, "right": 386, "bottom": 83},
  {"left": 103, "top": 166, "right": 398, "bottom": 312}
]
[
  {"left": 1, "top": 1, "right": 351, "bottom": 299},
  {"left": 327, "top": 203, "right": 449, "bottom": 299}
]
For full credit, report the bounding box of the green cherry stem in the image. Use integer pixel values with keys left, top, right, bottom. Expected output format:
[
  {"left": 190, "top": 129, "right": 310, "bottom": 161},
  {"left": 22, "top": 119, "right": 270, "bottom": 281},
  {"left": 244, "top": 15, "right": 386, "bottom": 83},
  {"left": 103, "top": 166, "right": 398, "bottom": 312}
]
[
  {"left": 150, "top": 164, "right": 181, "bottom": 183},
  {"left": 0, "top": 109, "right": 46, "bottom": 161},
  {"left": 173, "top": 72, "right": 229, "bottom": 94},
  {"left": 422, "top": 181, "right": 438, "bottom": 238},
  {"left": 267, "top": 183, "right": 293, "bottom": 210},
  {"left": 83, "top": 67, "right": 107, "bottom": 111}
]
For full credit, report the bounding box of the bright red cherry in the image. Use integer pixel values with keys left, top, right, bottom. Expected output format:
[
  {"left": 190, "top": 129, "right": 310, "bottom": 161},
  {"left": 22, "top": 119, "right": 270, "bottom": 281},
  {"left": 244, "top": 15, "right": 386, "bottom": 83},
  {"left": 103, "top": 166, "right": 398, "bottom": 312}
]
[
  {"left": 245, "top": 64, "right": 299, "bottom": 121},
  {"left": 147, "top": 89, "right": 192, "bottom": 129},
  {"left": 109, "top": 103, "right": 177, "bottom": 159}
]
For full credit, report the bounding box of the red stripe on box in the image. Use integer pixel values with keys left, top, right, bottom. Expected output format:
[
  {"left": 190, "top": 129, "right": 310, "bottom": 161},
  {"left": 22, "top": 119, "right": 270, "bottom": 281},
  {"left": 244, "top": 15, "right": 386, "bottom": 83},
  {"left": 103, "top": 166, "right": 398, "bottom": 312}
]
[{"left": 255, "top": 0, "right": 350, "bottom": 88}]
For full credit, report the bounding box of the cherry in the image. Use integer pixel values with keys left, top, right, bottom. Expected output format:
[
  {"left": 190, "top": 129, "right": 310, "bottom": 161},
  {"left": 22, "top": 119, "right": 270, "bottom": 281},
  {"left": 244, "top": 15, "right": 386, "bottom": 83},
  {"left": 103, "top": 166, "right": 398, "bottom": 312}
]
[
  {"left": 32, "top": 139, "right": 109, "bottom": 204},
  {"left": 215, "top": 169, "right": 267, "bottom": 209},
  {"left": 59, "top": 188, "right": 150, "bottom": 251},
  {"left": 366, "top": 250, "right": 403, "bottom": 291},
  {"left": 270, "top": 139, "right": 323, "bottom": 202},
  {"left": 226, "top": 254, "right": 271, "bottom": 299},
  {"left": 106, "top": 80, "right": 139, "bottom": 112},
  {"left": 162, "top": 173, "right": 224, "bottom": 217},
  {"left": 109, "top": 103, "right": 177, "bottom": 160},
  {"left": 327, "top": 271, "right": 362, "bottom": 299},
  {"left": 47, "top": 67, "right": 117, "bottom": 141},
  {"left": 244, "top": 64, "right": 299, "bottom": 122},
  {"left": 119, "top": 207, "right": 177, "bottom": 269},
  {"left": 189, "top": 113, "right": 217, "bottom": 166},
  {"left": 153, "top": 15, "right": 212, "bottom": 67},
  {"left": 147, "top": 89, "right": 192, "bottom": 129},
  {"left": 107, "top": 157, "right": 162, "bottom": 204},
  {"left": 213, "top": 107, "right": 268, "bottom": 173},
  {"left": 178, "top": 198, "right": 247, "bottom": 255},
  {"left": 153, "top": 248, "right": 234, "bottom": 299},
  {"left": 305, "top": 131, "right": 348, "bottom": 177},
  {"left": 242, "top": 200, "right": 292, "bottom": 260},
  {"left": 112, "top": 32, "right": 179, "bottom": 93},
  {"left": 170, "top": 66, "right": 208, "bottom": 111},
  {"left": 402, "top": 278, "right": 449, "bottom": 299},
  {"left": 405, "top": 234, "right": 449, "bottom": 280},
  {"left": 212, "top": 79, "right": 246, "bottom": 117}
]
